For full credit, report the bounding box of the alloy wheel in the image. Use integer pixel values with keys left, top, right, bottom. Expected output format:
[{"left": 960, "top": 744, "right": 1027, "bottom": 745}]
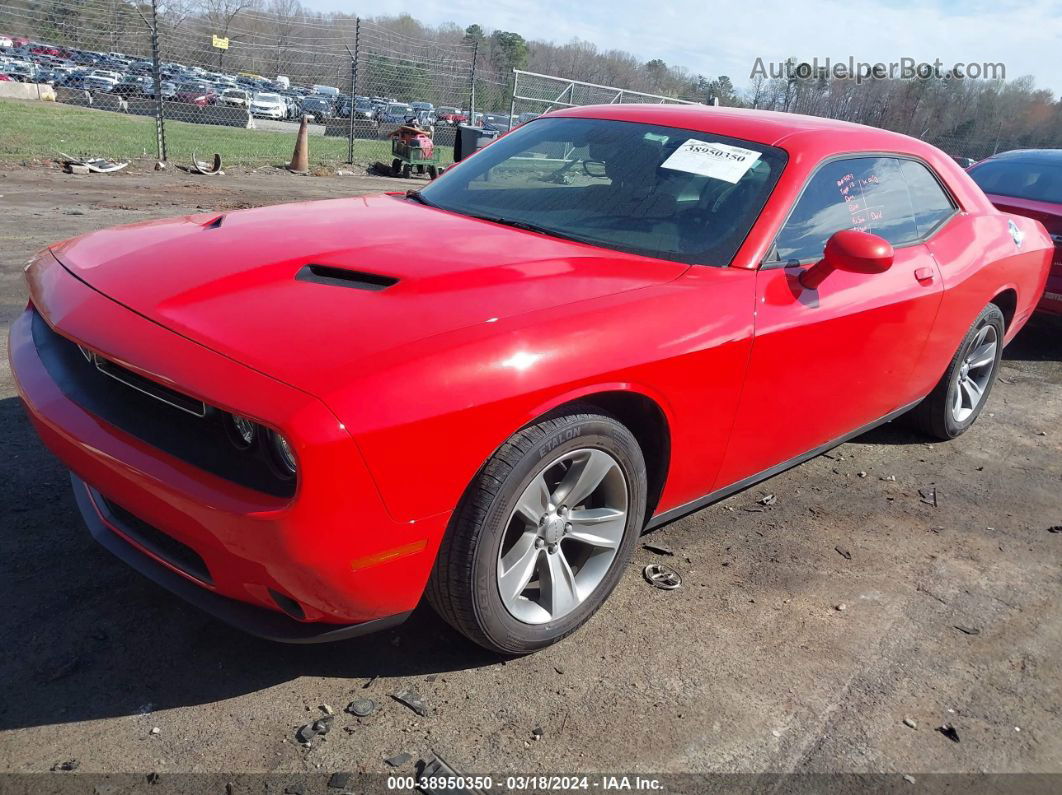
[
  {"left": 496, "top": 448, "right": 629, "bottom": 624},
  {"left": 951, "top": 323, "right": 998, "bottom": 423}
]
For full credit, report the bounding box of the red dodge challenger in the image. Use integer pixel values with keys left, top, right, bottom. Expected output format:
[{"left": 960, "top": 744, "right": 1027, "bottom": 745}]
[{"left": 10, "top": 106, "right": 1053, "bottom": 654}]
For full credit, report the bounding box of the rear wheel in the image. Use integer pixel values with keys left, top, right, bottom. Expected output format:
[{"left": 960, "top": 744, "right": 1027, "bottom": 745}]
[
  {"left": 910, "top": 303, "right": 1005, "bottom": 439},
  {"left": 427, "top": 410, "right": 647, "bottom": 654}
]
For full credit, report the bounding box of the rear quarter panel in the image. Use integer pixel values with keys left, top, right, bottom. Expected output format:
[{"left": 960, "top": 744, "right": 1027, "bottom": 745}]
[{"left": 922, "top": 212, "right": 1051, "bottom": 393}]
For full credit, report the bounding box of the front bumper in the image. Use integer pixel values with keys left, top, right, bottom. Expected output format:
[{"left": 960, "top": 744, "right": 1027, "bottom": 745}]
[
  {"left": 72, "top": 473, "right": 410, "bottom": 642},
  {"left": 9, "top": 255, "right": 450, "bottom": 640}
]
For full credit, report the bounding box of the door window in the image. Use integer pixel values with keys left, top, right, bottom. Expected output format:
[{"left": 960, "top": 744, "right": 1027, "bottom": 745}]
[{"left": 773, "top": 157, "right": 920, "bottom": 263}]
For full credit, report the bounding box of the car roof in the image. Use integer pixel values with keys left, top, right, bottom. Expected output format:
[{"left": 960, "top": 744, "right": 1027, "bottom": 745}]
[
  {"left": 982, "top": 149, "right": 1062, "bottom": 164},
  {"left": 554, "top": 104, "right": 932, "bottom": 152}
]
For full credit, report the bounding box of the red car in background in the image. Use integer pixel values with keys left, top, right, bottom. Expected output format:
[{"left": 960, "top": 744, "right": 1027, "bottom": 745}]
[
  {"left": 967, "top": 149, "right": 1062, "bottom": 316},
  {"left": 436, "top": 106, "right": 468, "bottom": 125},
  {"left": 173, "top": 81, "right": 217, "bottom": 107},
  {"left": 29, "top": 44, "right": 65, "bottom": 58},
  {"left": 10, "top": 106, "right": 1053, "bottom": 654}
]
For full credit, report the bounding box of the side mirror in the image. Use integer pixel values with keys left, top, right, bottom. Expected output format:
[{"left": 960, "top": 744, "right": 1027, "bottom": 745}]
[{"left": 799, "top": 229, "right": 894, "bottom": 290}]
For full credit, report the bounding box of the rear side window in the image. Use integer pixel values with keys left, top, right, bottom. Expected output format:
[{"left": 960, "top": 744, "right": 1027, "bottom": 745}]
[
  {"left": 773, "top": 157, "right": 919, "bottom": 263},
  {"left": 899, "top": 160, "right": 956, "bottom": 236}
]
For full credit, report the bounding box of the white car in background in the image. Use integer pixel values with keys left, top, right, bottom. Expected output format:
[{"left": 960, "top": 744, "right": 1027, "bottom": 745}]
[
  {"left": 219, "top": 87, "right": 250, "bottom": 108},
  {"left": 83, "top": 72, "right": 117, "bottom": 92},
  {"left": 89, "top": 69, "right": 122, "bottom": 82},
  {"left": 3, "top": 61, "right": 36, "bottom": 81},
  {"left": 250, "top": 91, "right": 286, "bottom": 119}
]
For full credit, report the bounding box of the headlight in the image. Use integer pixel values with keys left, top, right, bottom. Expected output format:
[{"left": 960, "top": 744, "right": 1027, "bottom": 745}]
[
  {"left": 269, "top": 430, "right": 297, "bottom": 476},
  {"left": 229, "top": 414, "right": 257, "bottom": 449}
]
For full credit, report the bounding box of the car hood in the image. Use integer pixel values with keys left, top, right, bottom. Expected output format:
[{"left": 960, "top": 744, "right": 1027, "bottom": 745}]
[{"left": 51, "top": 193, "right": 687, "bottom": 395}]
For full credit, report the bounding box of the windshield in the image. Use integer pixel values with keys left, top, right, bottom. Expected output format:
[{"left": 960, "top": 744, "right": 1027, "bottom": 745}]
[
  {"left": 419, "top": 116, "right": 787, "bottom": 266},
  {"left": 255, "top": 93, "right": 280, "bottom": 102},
  {"left": 968, "top": 158, "right": 1062, "bottom": 205},
  {"left": 388, "top": 103, "right": 412, "bottom": 114}
]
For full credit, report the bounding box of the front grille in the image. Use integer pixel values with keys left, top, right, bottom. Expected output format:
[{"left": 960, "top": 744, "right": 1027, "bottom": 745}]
[
  {"left": 98, "top": 494, "right": 213, "bottom": 584},
  {"left": 31, "top": 309, "right": 295, "bottom": 498}
]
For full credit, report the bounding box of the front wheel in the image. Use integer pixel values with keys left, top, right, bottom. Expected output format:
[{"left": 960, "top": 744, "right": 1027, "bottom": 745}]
[
  {"left": 427, "top": 410, "right": 647, "bottom": 654},
  {"left": 910, "top": 303, "right": 1005, "bottom": 439}
]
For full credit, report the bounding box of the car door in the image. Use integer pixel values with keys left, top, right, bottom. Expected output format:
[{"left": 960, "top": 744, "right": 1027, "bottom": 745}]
[{"left": 715, "top": 155, "right": 947, "bottom": 488}]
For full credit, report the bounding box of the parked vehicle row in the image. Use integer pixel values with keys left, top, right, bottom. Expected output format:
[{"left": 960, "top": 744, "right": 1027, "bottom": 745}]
[{"left": 1, "top": 35, "right": 492, "bottom": 128}]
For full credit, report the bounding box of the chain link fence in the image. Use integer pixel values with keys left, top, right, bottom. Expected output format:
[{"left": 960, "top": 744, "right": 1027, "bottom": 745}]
[
  {"left": 0, "top": 1, "right": 714, "bottom": 171},
  {"left": 0, "top": 1, "right": 479, "bottom": 169},
  {"left": 929, "top": 133, "right": 1034, "bottom": 165}
]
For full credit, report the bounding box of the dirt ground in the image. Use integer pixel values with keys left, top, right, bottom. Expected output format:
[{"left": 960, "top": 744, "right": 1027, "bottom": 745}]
[{"left": 1, "top": 164, "right": 1060, "bottom": 786}]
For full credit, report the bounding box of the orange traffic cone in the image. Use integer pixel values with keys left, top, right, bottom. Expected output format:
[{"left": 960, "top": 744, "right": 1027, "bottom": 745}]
[{"left": 288, "top": 115, "right": 309, "bottom": 173}]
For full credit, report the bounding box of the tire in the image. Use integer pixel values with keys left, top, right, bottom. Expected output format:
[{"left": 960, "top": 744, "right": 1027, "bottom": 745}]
[
  {"left": 427, "top": 166, "right": 439, "bottom": 179},
  {"left": 427, "top": 409, "right": 647, "bottom": 655},
  {"left": 390, "top": 158, "right": 401, "bottom": 176},
  {"left": 910, "top": 303, "right": 1005, "bottom": 440},
  {"left": 401, "top": 164, "right": 412, "bottom": 179}
]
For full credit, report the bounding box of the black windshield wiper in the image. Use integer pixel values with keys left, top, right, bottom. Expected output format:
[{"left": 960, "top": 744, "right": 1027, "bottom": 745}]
[
  {"left": 405, "top": 189, "right": 435, "bottom": 207},
  {"left": 467, "top": 213, "right": 583, "bottom": 243}
]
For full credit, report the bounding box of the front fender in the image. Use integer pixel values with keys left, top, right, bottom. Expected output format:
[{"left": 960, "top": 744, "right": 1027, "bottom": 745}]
[{"left": 324, "top": 269, "right": 756, "bottom": 522}]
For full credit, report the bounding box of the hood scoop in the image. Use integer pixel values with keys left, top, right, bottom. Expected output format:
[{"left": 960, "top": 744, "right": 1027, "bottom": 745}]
[{"left": 295, "top": 264, "right": 398, "bottom": 291}]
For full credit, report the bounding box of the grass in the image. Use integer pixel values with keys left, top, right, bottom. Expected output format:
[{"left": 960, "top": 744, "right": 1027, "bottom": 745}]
[{"left": 0, "top": 98, "right": 403, "bottom": 166}]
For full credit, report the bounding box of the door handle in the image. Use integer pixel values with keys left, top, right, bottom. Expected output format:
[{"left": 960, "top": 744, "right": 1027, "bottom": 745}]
[{"left": 914, "top": 267, "right": 935, "bottom": 284}]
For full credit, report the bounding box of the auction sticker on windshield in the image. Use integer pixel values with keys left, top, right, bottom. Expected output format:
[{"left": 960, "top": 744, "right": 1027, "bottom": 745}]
[{"left": 661, "top": 139, "right": 762, "bottom": 183}]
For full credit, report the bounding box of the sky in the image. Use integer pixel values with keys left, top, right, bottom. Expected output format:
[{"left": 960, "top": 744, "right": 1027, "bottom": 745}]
[{"left": 308, "top": 0, "right": 1062, "bottom": 96}]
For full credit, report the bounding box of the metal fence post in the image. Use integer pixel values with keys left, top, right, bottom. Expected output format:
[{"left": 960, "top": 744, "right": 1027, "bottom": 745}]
[
  {"left": 148, "top": 0, "right": 166, "bottom": 162},
  {"left": 468, "top": 40, "right": 478, "bottom": 122},
  {"left": 346, "top": 18, "right": 360, "bottom": 164},
  {"left": 508, "top": 69, "right": 517, "bottom": 130}
]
